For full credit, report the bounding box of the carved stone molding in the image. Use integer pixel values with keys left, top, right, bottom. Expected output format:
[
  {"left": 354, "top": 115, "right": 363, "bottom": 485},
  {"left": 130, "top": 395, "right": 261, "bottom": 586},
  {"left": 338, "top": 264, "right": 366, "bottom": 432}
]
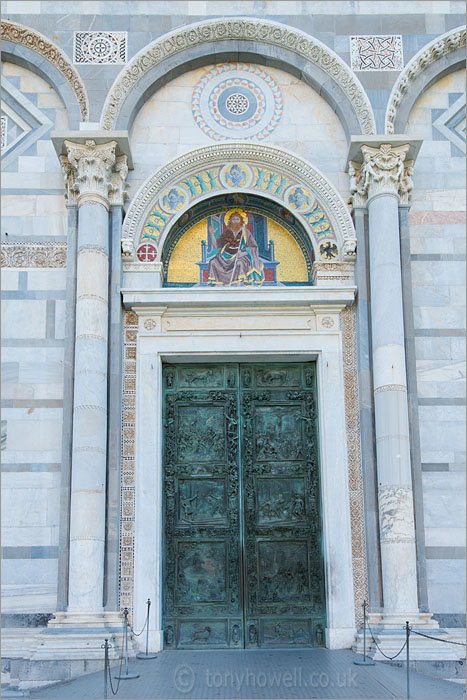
[
  {"left": 1, "top": 20, "right": 89, "bottom": 121},
  {"left": 119, "top": 311, "right": 138, "bottom": 619},
  {"left": 100, "top": 18, "right": 375, "bottom": 135},
  {"left": 378, "top": 485, "right": 416, "bottom": 543},
  {"left": 122, "top": 142, "right": 357, "bottom": 261},
  {"left": 60, "top": 140, "right": 128, "bottom": 208},
  {"left": 349, "top": 144, "right": 414, "bottom": 205},
  {"left": 311, "top": 261, "right": 355, "bottom": 286},
  {"left": 341, "top": 305, "right": 368, "bottom": 624},
  {"left": 385, "top": 26, "right": 466, "bottom": 134},
  {"left": 1, "top": 241, "right": 67, "bottom": 267},
  {"left": 374, "top": 384, "right": 407, "bottom": 394}
]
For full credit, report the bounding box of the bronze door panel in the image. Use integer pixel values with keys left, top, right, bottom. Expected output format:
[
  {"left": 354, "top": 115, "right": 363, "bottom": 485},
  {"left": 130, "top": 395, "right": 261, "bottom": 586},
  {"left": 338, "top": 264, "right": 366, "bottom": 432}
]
[{"left": 162, "top": 363, "right": 325, "bottom": 649}]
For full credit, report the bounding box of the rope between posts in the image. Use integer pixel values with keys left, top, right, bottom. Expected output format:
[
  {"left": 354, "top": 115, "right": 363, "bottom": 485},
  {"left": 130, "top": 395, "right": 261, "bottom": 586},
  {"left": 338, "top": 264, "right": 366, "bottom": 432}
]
[
  {"left": 128, "top": 608, "right": 148, "bottom": 637},
  {"left": 366, "top": 619, "right": 408, "bottom": 661},
  {"left": 411, "top": 630, "right": 466, "bottom": 646},
  {"left": 107, "top": 621, "right": 125, "bottom": 695}
]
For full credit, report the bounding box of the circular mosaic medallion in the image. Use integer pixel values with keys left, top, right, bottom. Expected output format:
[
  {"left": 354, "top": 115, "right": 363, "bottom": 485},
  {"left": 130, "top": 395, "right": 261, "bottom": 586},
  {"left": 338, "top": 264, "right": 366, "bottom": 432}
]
[
  {"left": 192, "top": 63, "right": 283, "bottom": 141},
  {"left": 137, "top": 244, "right": 157, "bottom": 262}
]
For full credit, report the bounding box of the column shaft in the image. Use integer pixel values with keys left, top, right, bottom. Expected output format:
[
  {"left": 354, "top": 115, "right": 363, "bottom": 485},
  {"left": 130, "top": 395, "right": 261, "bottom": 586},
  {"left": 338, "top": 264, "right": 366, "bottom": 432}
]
[
  {"left": 68, "top": 201, "right": 110, "bottom": 612},
  {"left": 353, "top": 206, "right": 383, "bottom": 611},
  {"left": 368, "top": 191, "right": 418, "bottom": 615}
]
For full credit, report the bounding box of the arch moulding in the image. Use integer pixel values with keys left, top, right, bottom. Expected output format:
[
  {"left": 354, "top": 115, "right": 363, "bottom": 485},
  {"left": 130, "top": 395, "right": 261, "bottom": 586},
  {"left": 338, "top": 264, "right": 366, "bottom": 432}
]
[
  {"left": 101, "top": 17, "right": 375, "bottom": 137},
  {"left": 121, "top": 142, "right": 357, "bottom": 264},
  {"left": 385, "top": 25, "right": 466, "bottom": 134},
  {"left": 1, "top": 20, "right": 89, "bottom": 123}
]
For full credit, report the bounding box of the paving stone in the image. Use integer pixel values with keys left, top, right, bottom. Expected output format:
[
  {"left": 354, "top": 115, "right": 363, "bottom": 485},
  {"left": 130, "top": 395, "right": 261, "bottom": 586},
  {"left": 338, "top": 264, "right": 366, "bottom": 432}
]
[{"left": 28, "top": 649, "right": 465, "bottom": 700}]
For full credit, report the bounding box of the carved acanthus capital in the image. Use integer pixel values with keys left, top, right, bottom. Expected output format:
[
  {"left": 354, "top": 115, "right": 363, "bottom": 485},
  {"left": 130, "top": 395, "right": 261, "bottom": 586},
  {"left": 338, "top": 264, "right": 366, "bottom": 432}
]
[
  {"left": 348, "top": 160, "right": 367, "bottom": 208},
  {"left": 62, "top": 139, "right": 119, "bottom": 208},
  {"left": 398, "top": 159, "right": 414, "bottom": 205},
  {"left": 360, "top": 143, "right": 410, "bottom": 200},
  {"left": 109, "top": 154, "right": 129, "bottom": 206},
  {"left": 59, "top": 153, "right": 79, "bottom": 205}
]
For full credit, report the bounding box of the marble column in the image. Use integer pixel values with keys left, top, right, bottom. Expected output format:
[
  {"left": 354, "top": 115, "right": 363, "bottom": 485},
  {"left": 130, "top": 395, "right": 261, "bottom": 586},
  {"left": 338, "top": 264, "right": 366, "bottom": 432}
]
[
  {"left": 350, "top": 143, "right": 421, "bottom": 623},
  {"left": 60, "top": 140, "right": 128, "bottom": 614}
]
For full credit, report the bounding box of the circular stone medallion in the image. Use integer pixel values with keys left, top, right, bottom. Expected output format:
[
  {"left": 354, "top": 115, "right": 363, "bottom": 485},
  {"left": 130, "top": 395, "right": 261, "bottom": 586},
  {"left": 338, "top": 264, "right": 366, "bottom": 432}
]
[{"left": 192, "top": 63, "right": 283, "bottom": 141}]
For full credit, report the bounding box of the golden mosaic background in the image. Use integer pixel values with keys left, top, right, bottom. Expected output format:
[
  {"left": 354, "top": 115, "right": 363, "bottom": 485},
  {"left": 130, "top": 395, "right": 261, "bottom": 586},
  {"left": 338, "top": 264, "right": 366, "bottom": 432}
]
[{"left": 167, "top": 215, "right": 308, "bottom": 284}]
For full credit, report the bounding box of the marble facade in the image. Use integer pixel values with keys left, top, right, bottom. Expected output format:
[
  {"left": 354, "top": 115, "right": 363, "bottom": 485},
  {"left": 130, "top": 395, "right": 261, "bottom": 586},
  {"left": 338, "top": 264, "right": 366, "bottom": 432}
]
[{"left": 1, "top": 0, "right": 465, "bottom": 690}]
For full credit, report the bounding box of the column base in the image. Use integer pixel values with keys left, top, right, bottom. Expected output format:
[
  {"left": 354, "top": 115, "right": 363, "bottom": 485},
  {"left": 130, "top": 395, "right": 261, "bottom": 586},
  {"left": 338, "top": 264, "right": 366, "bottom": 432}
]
[
  {"left": 31, "top": 610, "right": 130, "bottom": 661},
  {"left": 367, "top": 611, "right": 439, "bottom": 630},
  {"left": 1, "top": 611, "right": 143, "bottom": 691},
  {"left": 353, "top": 612, "right": 465, "bottom": 661}
]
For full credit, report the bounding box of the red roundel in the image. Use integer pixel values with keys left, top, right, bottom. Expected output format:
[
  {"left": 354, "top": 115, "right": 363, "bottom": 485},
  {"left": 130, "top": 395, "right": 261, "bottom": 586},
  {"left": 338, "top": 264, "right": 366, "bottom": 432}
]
[{"left": 137, "top": 244, "right": 157, "bottom": 262}]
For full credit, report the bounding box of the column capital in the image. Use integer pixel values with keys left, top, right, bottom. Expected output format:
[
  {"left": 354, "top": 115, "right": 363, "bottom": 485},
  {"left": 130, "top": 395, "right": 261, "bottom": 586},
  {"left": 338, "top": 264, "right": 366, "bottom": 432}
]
[
  {"left": 346, "top": 136, "right": 422, "bottom": 208},
  {"left": 52, "top": 131, "right": 132, "bottom": 208}
]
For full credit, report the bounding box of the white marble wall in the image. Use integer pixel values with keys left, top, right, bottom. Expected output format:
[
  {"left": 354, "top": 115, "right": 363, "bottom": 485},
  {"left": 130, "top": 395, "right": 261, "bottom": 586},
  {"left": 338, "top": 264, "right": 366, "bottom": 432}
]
[
  {"left": 1, "top": 62, "right": 68, "bottom": 614},
  {"left": 407, "top": 68, "right": 466, "bottom": 619},
  {"left": 128, "top": 63, "right": 349, "bottom": 199}
]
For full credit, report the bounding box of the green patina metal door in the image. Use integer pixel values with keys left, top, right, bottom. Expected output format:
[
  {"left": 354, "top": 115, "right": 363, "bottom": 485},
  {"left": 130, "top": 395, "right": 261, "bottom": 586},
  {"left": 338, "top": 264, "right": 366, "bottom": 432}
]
[{"left": 162, "top": 363, "right": 326, "bottom": 649}]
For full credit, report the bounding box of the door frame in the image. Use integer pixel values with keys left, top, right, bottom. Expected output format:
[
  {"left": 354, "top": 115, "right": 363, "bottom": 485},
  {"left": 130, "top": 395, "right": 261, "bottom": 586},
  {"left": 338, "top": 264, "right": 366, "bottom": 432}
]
[{"left": 126, "top": 290, "right": 358, "bottom": 652}]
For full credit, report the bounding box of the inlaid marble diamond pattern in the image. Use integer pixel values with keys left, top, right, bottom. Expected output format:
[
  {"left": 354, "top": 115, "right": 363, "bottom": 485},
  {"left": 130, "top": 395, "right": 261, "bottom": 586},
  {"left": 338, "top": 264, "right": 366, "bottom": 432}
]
[
  {"left": 1, "top": 115, "right": 6, "bottom": 152},
  {"left": 1, "top": 77, "right": 51, "bottom": 168},
  {"left": 73, "top": 31, "right": 127, "bottom": 64},
  {"left": 432, "top": 93, "right": 466, "bottom": 155},
  {"left": 350, "top": 35, "right": 404, "bottom": 71}
]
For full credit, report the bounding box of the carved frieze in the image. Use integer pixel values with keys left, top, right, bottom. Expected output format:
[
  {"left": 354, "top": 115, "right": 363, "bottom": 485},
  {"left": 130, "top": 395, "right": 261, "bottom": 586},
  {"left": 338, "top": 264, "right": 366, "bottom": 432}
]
[
  {"left": 1, "top": 20, "right": 89, "bottom": 121},
  {"left": 1, "top": 241, "right": 67, "bottom": 268}
]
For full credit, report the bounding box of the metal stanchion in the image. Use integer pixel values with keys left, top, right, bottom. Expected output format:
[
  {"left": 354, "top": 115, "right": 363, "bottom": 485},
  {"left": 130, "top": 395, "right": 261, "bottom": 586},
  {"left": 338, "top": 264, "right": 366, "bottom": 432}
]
[
  {"left": 354, "top": 600, "right": 375, "bottom": 665},
  {"left": 405, "top": 620, "right": 411, "bottom": 699},
  {"left": 136, "top": 598, "right": 157, "bottom": 660},
  {"left": 115, "top": 608, "right": 140, "bottom": 680},
  {"left": 101, "top": 639, "right": 111, "bottom": 699}
]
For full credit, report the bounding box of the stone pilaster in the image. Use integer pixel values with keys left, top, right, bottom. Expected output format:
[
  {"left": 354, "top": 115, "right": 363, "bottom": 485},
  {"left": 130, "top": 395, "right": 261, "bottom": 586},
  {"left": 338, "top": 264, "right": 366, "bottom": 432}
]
[
  {"left": 347, "top": 140, "right": 440, "bottom": 645},
  {"left": 56, "top": 140, "right": 127, "bottom": 624}
]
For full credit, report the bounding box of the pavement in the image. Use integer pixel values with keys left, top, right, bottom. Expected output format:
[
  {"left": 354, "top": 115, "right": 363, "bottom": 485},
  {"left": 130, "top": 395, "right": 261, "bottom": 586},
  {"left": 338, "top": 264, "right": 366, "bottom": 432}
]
[{"left": 24, "top": 648, "right": 466, "bottom": 700}]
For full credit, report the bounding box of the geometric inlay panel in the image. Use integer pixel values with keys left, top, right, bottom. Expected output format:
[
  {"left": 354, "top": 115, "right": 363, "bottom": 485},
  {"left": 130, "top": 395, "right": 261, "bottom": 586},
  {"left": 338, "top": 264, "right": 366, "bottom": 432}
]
[
  {"left": 350, "top": 35, "right": 404, "bottom": 71},
  {"left": 73, "top": 31, "right": 127, "bottom": 64},
  {"left": 192, "top": 63, "right": 283, "bottom": 141},
  {"left": 0, "top": 77, "right": 52, "bottom": 168},
  {"left": 432, "top": 93, "right": 466, "bottom": 156}
]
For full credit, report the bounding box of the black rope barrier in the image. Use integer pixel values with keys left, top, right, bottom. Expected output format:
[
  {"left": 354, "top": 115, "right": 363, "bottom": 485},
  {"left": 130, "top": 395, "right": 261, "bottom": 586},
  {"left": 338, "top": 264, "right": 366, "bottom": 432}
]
[
  {"left": 115, "top": 608, "right": 140, "bottom": 680},
  {"left": 128, "top": 602, "right": 149, "bottom": 638},
  {"left": 136, "top": 599, "right": 158, "bottom": 660},
  {"left": 105, "top": 620, "right": 126, "bottom": 696},
  {"left": 411, "top": 629, "right": 466, "bottom": 646}
]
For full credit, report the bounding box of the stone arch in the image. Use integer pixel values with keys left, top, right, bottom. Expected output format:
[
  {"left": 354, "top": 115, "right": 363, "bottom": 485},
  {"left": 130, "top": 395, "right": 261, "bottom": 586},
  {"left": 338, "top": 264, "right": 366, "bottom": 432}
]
[
  {"left": 122, "top": 142, "right": 356, "bottom": 264},
  {"left": 385, "top": 26, "right": 466, "bottom": 134},
  {"left": 101, "top": 18, "right": 375, "bottom": 138},
  {"left": 1, "top": 20, "right": 89, "bottom": 127}
]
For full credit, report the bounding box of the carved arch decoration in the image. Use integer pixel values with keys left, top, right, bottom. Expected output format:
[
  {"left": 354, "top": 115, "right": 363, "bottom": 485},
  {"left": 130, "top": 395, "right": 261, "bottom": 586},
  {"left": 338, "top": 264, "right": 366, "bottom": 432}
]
[
  {"left": 1, "top": 20, "right": 89, "bottom": 123},
  {"left": 101, "top": 17, "right": 376, "bottom": 136},
  {"left": 122, "top": 143, "right": 357, "bottom": 265},
  {"left": 385, "top": 25, "right": 466, "bottom": 134}
]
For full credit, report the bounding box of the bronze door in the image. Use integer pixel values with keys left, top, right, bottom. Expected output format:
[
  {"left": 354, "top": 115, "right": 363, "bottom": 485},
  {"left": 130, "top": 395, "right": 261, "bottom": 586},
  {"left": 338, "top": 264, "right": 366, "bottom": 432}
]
[{"left": 162, "top": 363, "right": 325, "bottom": 649}]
